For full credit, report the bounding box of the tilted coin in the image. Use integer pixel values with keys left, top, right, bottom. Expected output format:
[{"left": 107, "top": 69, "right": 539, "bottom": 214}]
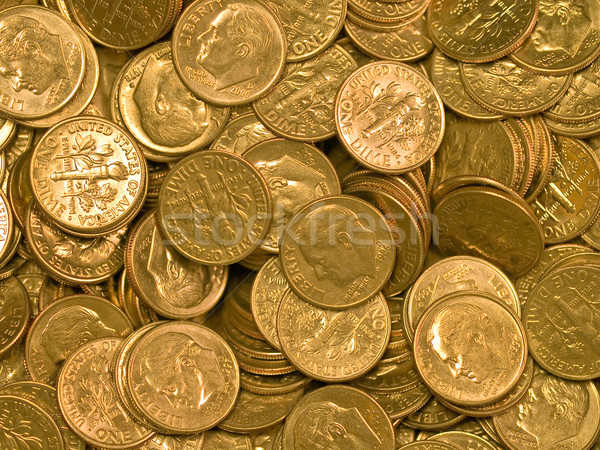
[
  {"left": 413, "top": 292, "right": 528, "bottom": 406},
  {"left": 30, "top": 116, "right": 148, "bottom": 236},
  {"left": 254, "top": 43, "right": 357, "bottom": 142},
  {"left": 158, "top": 150, "right": 271, "bottom": 265},
  {"left": 282, "top": 384, "right": 395, "bottom": 450},
  {"left": 0, "top": 276, "right": 29, "bottom": 357},
  {"left": 0, "top": 189, "right": 15, "bottom": 267},
  {"left": 399, "top": 443, "right": 456, "bottom": 450},
  {"left": 119, "top": 42, "right": 230, "bottom": 158},
  {"left": 493, "top": 371, "right": 600, "bottom": 450},
  {"left": 434, "top": 186, "right": 544, "bottom": 277},
  {"left": 362, "top": 382, "right": 431, "bottom": 421},
  {"left": 4, "top": 125, "right": 34, "bottom": 169},
  {"left": 172, "top": 0, "right": 287, "bottom": 105},
  {"left": 243, "top": 138, "right": 341, "bottom": 252},
  {"left": 524, "top": 266, "right": 600, "bottom": 380},
  {"left": 546, "top": 114, "right": 600, "bottom": 139},
  {"left": 25, "top": 294, "right": 132, "bottom": 384},
  {"left": 239, "top": 369, "right": 309, "bottom": 396},
  {"left": 353, "top": 357, "right": 423, "bottom": 394},
  {"left": 203, "top": 429, "right": 251, "bottom": 449},
  {"left": 428, "top": 431, "right": 496, "bottom": 450},
  {"left": 57, "top": 337, "right": 154, "bottom": 448},
  {"left": 126, "top": 212, "right": 228, "bottom": 319},
  {"left": 279, "top": 195, "right": 395, "bottom": 309},
  {"left": 348, "top": 0, "right": 428, "bottom": 25},
  {"left": 137, "top": 433, "right": 205, "bottom": 450},
  {"left": 0, "top": 394, "right": 64, "bottom": 449},
  {"left": 211, "top": 112, "right": 276, "bottom": 154},
  {"left": 403, "top": 397, "right": 465, "bottom": 431},
  {"left": 126, "top": 321, "right": 240, "bottom": 433},
  {"left": 335, "top": 61, "right": 444, "bottom": 174},
  {"left": 0, "top": 343, "right": 27, "bottom": 386},
  {"left": 277, "top": 290, "right": 391, "bottom": 382},
  {"left": 0, "top": 6, "right": 85, "bottom": 119},
  {"left": 427, "top": 0, "right": 538, "bottom": 63}
]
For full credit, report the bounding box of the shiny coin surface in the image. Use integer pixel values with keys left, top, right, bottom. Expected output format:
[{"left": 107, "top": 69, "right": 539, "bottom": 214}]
[
  {"left": 172, "top": 0, "right": 287, "bottom": 105},
  {"left": 211, "top": 112, "right": 276, "bottom": 154},
  {"left": 335, "top": 61, "right": 444, "bottom": 174},
  {"left": 0, "top": 276, "right": 29, "bottom": 356}
]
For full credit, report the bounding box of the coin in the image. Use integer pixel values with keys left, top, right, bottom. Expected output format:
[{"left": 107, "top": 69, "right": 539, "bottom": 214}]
[
  {"left": 30, "top": 116, "right": 148, "bottom": 236},
  {"left": 211, "top": 112, "right": 276, "bottom": 154},
  {"left": 427, "top": 0, "right": 538, "bottom": 63},
  {"left": 25, "top": 294, "right": 132, "bottom": 384},
  {"left": 57, "top": 337, "right": 154, "bottom": 448},
  {"left": 0, "top": 276, "right": 29, "bottom": 357},
  {"left": 277, "top": 290, "right": 391, "bottom": 382},
  {"left": 349, "top": 0, "right": 428, "bottom": 25},
  {"left": 239, "top": 370, "right": 309, "bottom": 395},
  {"left": 428, "top": 431, "right": 496, "bottom": 450},
  {"left": 0, "top": 6, "right": 85, "bottom": 119},
  {"left": 399, "top": 443, "right": 456, "bottom": 450},
  {"left": 363, "top": 382, "right": 431, "bottom": 420},
  {"left": 126, "top": 211, "right": 228, "bottom": 319},
  {"left": 158, "top": 150, "right": 271, "bottom": 265},
  {"left": 118, "top": 42, "right": 230, "bottom": 158},
  {"left": 413, "top": 292, "right": 528, "bottom": 406},
  {"left": 282, "top": 384, "right": 395, "bottom": 450},
  {"left": 279, "top": 195, "right": 395, "bottom": 309},
  {"left": 254, "top": 43, "right": 357, "bottom": 142},
  {"left": 403, "top": 397, "right": 465, "bottom": 431},
  {"left": 335, "top": 61, "right": 444, "bottom": 174},
  {"left": 0, "top": 343, "right": 27, "bottom": 386},
  {"left": 243, "top": 138, "right": 341, "bottom": 252},
  {"left": 172, "top": 0, "right": 287, "bottom": 105},
  {"left": 126, "top": 321, "right": 240, "bottom": 434}
]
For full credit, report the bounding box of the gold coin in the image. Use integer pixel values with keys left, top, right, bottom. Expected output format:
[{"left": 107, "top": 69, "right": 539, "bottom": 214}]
[
  {"left": 434, "top": 186, "right": 544, "bottom": 277},
  {"left": 0, "top": 0, "right": 39, "bottom": 11},
  {"left": 510, "top": 0, "right": 600, "bottom": 75},
  {"left": 203, "top": 430, "right": 252, "bottom": 449},
  {"left": 66, "top": 0, "right": 174, "bottom": 50},
  {"left": 119, "top": 42, "right": 230, "bottom": 158},
  {"left": 25, "top": 294, "right": 132, "bottom": 384},
  {"left": 267, "top": 0, "right": 347, "bottom": 62},
  {"left": 125, "top": 211, "right": 228, "bottom": 319},
  {"left": 524, "top": 266, "right": 600, "bottom": 380},
  {"left": 428, "top": 431, "right": 496, "bottom": 450},
  {"left": 0, "top": 394, "right": 64, "bottom": 449},
  {"left": 335, "top": 61, "right": 444, "bottom": 174},
  {"left": 0, "top": 119, "right": 16, "bottom": 153},
  {"left": 460, "top": 59, "right": 572, "bottom": 116},
  {"left": 254, "top": 44, "right": 357, "bottom": 142},
  {"left": 16, "top": 272, "right": 45, "bottom": 317},
  {"left": 0, "top": 343, "right": 28, "bottom": 386},
  {"left": 239, "top": 369, "right": 309, "bottom": 396},
  {"left": 158, "top": 150, "right": 272, "bottom": 265},
  {"left": 405, "top": 255, "right": 519, "bottom": 340},
  {"left": 277, "top": 290, "right": 391, "bottom": 382},
  {"left": 0, "top": 6, "right": 86, "bottom": 119},
  {"left": 282, "top": 384, "right": 395, "bottom": 449},
  {"left": 399, "top": 443, "right": 456, "bottom": 450},
  {"left": 30, "top": 116, "right": 148, "bottom": 236},
  {"left": 0, "top": 276, "right": 28, "bottom": 357},
  {"left": 0, "top": 189, "right": 15, "bottom": 266},
  {"left": 211, "top": 112, "right": 276, "bottom": 154},
  {"left": 413, "top": 292, "right": 528, "bottom": 406},
  {"left": 243, "top": 138, "right": 341, "bottom": 252},
  {"left": 172, "top": 0, "right": 287, "bottom": 105},
  {"left": 349, "top": 0, "right": 428, "bottom": 25},
  {"left": 362, "top": 382, "right": 432, "bottom": 420},
  {"left": 280, "top": 195, "right": 395, "bottom": 309},
  {"left": 57, "top": 337, "right": 154, "bottom": 448},
  {"left": 530, "top": 136, "right": 600, "bottom": 244},
  {"left": 427, "top": 0, "right": 538, "bottom": 63},
  {"left": 4, "top": 125, "right": 34, "bottom": 169},
  {"left": 493, "top": 371, "right": 600, "bottom": 450},
  {"left": 87, "top": 47, "right": 131, "bottom": 119},
  {"left": 137, "top": 433, "right": 206, "bottom": 449},
  {"left": 126, "top": 321, "right": 240, "bottom": 433},
  {"left": 403, "top": 397, "right": 465, "bottom": 431},
  {"left": 524, "top": 115, "right": 555, "bottom": 202},
  {"left": 545, "top": 114, "right": 600, "bottom": 138}
]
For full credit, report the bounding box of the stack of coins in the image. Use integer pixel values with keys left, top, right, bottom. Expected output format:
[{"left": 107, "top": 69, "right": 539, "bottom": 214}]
[{"left": 0, "top": 0, "right": 599, "bottom": 449}]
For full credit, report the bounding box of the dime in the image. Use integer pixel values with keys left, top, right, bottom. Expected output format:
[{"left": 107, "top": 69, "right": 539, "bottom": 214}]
[
  {"left": 460, "top": 59, "right": 572, "bottom": 116},
  {"left": 66, "top": 0, "right": 173, "bottom": 50},
  {"left": 30, "top": 116, "right": 148, "bottom": 236},
  {"left": 203, "top": 430, "right": 251, "bottom": 449},
  {"left": 399, "top": 443, "right": 456, "bottom": 450},
  {"left": 427, "top": 0, "right": 538, "bottom": 63},
  {"left": 413, "top": 292, "right": 528, "bottom": 406},
  {"left": 138, "top": 434, "right": 205, "bottom": 449},
  {"left": 25, "top": 294, "right": 132, "bottom": 384},
  {"left": 428, "top": 431, "right": 496, "bottom": 450},
  {"left": 277, "top": 290, "right": 391, "bottom": 382},
  {"left": 172, "top": 0, "right": 286, "bottom": 105},
  {"left": 530, "top": 136, "right": 600, "bottom": 244},
  {"left": 0, "top": 190, "right": 14, "bottom": 266},
  {"left": 0, "top": 0, "right": 39, "bottom": 11},
  {"left": 524, "top": 266, "right": 600, "bottom": 380},
  {"left": 348, "top": 0, "right": 428, "bottom": 25},
  {"left": 211, "top": 112, "right": 276, "bottom": 154},
  {"left": 127, "top": 321, "right": 240, "bottom": 433},
  {"left": 405, "top": 256, "right": 519, "bottom": 340},
  {"left": 280, "top": 195, "right": 395, "bottom": 309},
  {"left": 119, "top": 42, "right": 230, "bottom": 157},
  {"left": 239, "top": 370, "right": 309, "bottom": 395},
  {"left": 0, "top": 343, "right": 27, "bottom": 386},
  {"left": 266, "top": 0, "right": 346, "bottom": 61},
  {"left": 510, "top": 0, "right": 600, "bottom": 75},
  {"left": 126, "top": 212, "right": 228, "bottom": 319},
  {"left": 0, "top": 119, "right": 16, "bottom": 153},
  {"left": 26, "top": 204, "right": 126, "bottom": 285},
  {"left": 0, "top": 395, "right": 64, "bottom": 449},
  {"left": 57, "top": 337, "right": 154, "bottom": 448},
  {"left": 493, "top": 371, "right": 600, "bottom": 450},
  {"left": 524, "top": 115, "right": 555, "bottom": 202},
  {"left": 254, "top": 44, "right": 357, "bottom": 142},
  {"left": 282, "top": 384, "right": 395, "bottom": 449},
  {"left": 545, "top": 115, "right": 600, "bottom": 138},
  {"left": 403, "top": 397, "right": 465, "bottom": 431},
  {"left": 243, "top": 138, "right": 341, "bottom": 251},
  {"left": 335, "top": 61, "right": 444, "bottom": 174},
  {"left": 363, "top": 382, "right": 431, "bottom": 420},
  {"left": 4, "top": 125, "right": 34, "bottom": 169},
  {"left": 158, "top": 150, "right": 271, "bottom": 265},
  {"left": 0, "top": 276, "right": 29, "bottom": 357},
  {"left": 0, "top": 6, "right": 85, "bottom": 119}
]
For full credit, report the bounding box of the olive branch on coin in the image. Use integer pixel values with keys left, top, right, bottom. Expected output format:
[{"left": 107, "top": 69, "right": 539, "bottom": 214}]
[{"left": 0, "top": 414, "right": 43, "bottom": 450}]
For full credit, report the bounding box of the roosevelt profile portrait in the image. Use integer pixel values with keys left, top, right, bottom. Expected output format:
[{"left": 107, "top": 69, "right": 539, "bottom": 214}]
[
  {"left": 0, "top": 15, "right": 71, "bottom": 96},
  {"left": 133, "top": 54, "right": 208, "bottom": 147},
  {"left": 196, "top": 4, "right": 274, "bottom": 90}
]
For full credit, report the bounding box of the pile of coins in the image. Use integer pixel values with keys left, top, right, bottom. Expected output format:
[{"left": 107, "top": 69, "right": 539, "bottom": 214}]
[{"left": 0, "top": 0, "right": 599, "bottom": 448}]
